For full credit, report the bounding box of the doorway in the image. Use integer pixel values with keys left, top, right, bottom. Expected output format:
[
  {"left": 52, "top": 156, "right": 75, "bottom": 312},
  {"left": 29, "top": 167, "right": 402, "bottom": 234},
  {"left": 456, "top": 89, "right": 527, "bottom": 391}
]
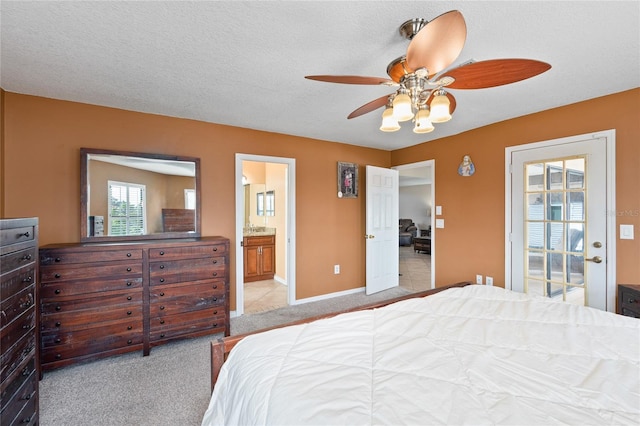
[
  {"left": 505, "top": 131, "right": 616, "bottom": 311},
  {"left": 393, "top": 160, "right": 436, "bottom": 290},
  {"left": 235, "top": 154, "right": 296, "bottom": 317}
]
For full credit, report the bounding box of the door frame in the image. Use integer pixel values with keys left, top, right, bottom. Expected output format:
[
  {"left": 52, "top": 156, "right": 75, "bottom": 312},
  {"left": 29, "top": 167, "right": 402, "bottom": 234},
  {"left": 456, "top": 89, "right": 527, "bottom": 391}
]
[
  {"left": 393, "top": 159, "right": 436, "bottom": 289},
  {"left": 504, "top": 130, "right": 616, "bottom": 311},
  {"left": 235, "top": 153, "right": 296, "bottom": 317}
]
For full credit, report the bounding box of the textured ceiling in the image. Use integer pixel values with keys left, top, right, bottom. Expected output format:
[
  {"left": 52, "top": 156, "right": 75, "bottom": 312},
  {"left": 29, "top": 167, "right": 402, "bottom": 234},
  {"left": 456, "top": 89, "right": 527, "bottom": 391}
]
[{"left": 1, "top": 1, "right": 638, "bottom": 151}]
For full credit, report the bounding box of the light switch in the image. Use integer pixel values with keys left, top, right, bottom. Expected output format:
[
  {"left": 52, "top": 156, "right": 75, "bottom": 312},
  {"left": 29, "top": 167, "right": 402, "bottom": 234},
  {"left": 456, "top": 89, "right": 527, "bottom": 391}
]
[
  {"left": 435, "top": 219, "right": 445, "bottom": 228},
  {"left": 620, "top": 224, "right": 634, "bottom": 240},
  {"left": 435, "top": 206, "right": 442, "bottom": 216}
]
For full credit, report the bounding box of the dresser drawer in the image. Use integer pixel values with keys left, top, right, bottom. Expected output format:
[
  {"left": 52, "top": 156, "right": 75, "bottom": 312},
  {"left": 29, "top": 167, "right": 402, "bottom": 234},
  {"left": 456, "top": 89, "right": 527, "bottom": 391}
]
[
  {"left": 0, "top": 247, "right": 36, "bottom": 277},
  {"left": 39, "top": 248, "right": 143, "bottom": 265},
  {"left": 1, "top": 287, "right": 35, "bottom": 328},
  {"left": 148, "top": 243, "right": 226, "bottom": 260},
  {"left": 0, "top": 336, "right": 35, "bottom": 386},
  {"left": 40, "top": 276, "right": 142, "bottom": 299},
  {"left": 0, "top": 225, "right": 35, "bottom": 249},
  {"left": 40, "top": 262, "right": 142, "bottom": 283},
  {"left": 41, "top": 319, "right": 143, "bottom": 349},
  {"left": 150, "top": 308, "right": 226, "bottom": 342},
  {"left": 1, "top": 267, "right": 36, "bottom": 301},
  {"left": 41, "top": 325, "right": 143, "bottom": 364},
  {"left": 0, "top": 369, "right": 37, "bottom": 425},
  {"left": 618, "top": 284, "right": 640, "bottom": 318},
  {"left": 41, "top": 294, "right": 142, "bottom": 330},
  {"left": 243, "top": 235, "right": 275, "bottom": 247},
  {"left": 150, "top": 281, "right": 225, "bottom": 316},
  {"left": 1, "top": 307, "right": 35, "bottom": 351},
  {"left": 149, "top": 257, "right": 226, "bottom": 285}
]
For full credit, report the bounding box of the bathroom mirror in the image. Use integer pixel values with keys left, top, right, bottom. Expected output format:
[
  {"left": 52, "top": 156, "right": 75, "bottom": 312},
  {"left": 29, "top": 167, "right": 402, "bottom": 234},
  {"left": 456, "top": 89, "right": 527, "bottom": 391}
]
[{"left": 81, "top": 148, "right": 201, "bottom": 242}]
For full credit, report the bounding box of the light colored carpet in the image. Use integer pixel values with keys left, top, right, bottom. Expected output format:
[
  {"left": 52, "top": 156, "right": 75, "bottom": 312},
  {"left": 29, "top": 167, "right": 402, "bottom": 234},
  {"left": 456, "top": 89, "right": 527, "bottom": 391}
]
[{"left": 38, "top": 285, "right": 412, "bottom": 425}]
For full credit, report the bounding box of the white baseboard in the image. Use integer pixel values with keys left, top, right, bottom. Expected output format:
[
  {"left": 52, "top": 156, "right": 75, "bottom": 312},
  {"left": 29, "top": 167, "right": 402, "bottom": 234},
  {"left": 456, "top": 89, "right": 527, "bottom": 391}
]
[
  {"left": 290, "top": 286, "right": 365, "bottom": 306},
  {"left": 274, "top": 275, "right": 287, "bottom": 286}
]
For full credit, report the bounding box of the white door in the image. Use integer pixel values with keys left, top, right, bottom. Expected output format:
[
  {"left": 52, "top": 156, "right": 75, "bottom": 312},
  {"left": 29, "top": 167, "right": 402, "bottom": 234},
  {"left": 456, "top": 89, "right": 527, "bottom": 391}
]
[
  {"left": 507, "top": 132, "right": 615, "bottom": 311},
  {"left": 365, "top": 165, "right": 399, "bottom": 295}
]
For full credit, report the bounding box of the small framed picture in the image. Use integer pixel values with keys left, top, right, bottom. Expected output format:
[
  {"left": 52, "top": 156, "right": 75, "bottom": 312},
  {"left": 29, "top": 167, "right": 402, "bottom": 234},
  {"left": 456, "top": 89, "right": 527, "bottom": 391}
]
[{"left": 337, "top": 162, "right": 358, "bottom": 198}]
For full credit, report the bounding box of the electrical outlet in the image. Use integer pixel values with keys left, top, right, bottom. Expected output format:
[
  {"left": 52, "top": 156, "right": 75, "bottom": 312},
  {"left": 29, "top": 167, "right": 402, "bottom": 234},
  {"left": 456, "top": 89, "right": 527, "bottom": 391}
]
[
  {"left": 476, "top": 274, "right": 483, "bottom": 285},
  {"left": 334, "top": 264, "right": 340, "bottom": 274},
  {"left": 486, "top": 276, "right": 493, "bottom": 286}
]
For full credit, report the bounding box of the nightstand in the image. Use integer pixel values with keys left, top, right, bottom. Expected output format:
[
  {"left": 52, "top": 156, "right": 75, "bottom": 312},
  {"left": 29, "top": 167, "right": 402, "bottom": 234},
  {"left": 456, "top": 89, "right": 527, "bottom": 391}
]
[{"left": 617, "top": 284, "right": 640, "bottom": 318}]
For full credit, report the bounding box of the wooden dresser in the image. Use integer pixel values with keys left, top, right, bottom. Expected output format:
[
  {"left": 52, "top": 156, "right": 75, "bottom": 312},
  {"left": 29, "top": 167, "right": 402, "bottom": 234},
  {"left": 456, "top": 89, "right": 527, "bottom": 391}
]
[
  {"left": 617, "top": 284, "right": 640, "bottom": 318},
  {"left": 39, "top": 236, "right": 229, "bottom": 371},
  {"left": 1, "top": 218, "right": 39, "bottom": 426}
]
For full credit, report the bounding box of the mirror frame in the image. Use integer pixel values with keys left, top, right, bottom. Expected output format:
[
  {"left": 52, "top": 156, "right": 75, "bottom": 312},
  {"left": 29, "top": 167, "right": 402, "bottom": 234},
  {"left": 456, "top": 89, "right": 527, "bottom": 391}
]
[{"left": 80, "top": 147, "right": 201, "bottom": 242}]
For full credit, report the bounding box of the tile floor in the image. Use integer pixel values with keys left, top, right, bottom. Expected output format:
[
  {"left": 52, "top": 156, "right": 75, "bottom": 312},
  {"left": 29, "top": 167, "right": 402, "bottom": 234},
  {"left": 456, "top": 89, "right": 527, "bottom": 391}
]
[{"left": 244, "top": 245, "right": 432, "bottom": 314}]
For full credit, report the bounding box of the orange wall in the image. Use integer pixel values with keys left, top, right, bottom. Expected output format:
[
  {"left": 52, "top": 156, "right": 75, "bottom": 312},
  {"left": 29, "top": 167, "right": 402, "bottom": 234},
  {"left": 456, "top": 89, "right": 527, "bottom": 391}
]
[
  {"left": 1, "top": 92, "right": 389, "bottom": 308},
  {"left": 392, "top": 88, "right": 640, "bottom": 286}
]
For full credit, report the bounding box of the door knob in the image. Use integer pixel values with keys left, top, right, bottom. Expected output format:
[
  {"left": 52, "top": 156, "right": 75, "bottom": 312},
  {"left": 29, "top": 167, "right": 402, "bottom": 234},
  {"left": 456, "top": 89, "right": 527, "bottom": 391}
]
[
  {"left": 365, "top": 235, "right": 375, "bottom": 239},
  {"left": 593, "top": 241, "right": 602, "bottom": 248},
  {"left": 585, "top": 255, "right": 603, "bottom": 264}
]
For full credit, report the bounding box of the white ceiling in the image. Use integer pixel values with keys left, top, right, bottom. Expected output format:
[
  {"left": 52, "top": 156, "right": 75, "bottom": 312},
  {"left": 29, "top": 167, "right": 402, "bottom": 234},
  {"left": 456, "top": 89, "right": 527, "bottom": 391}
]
[{"left": 1, "top": 1, "right": 638, "bottom": 151}]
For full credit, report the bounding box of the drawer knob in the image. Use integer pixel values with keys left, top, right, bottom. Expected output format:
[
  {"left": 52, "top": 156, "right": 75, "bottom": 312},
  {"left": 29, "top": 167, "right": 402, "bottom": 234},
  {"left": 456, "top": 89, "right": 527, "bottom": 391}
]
[
  {"left": 127, "top": 339, "right": 132, "bottom": 345},
  {"left": 127, "top": 296, "right": 132, "bottom": 300},
  {"left": 127, "top": 311, "right": 132, "bottom": 315},
  {"left": 159, "top": 251, "right": 165, "bottom": 255},
  {"left": 20, "top": 231, "right": 30, "bottom": 238},
  {"left": 128, "top": 325, "right": 132, "bottom": 330},
  {"left": 126, "top": 282, "right": 132, "bottom": 287},
  {"left": 55, "top": 289, "right": 61, "bottom": 294},
  {"left": 160, "top": 306, "right": 165, "bottom": 310},
  {"left": 160, "top": 265, "right": 165, "bottom": 269},
  {"left": 22, "top": 254, "right": 32, "bottom": 261},
  {"left": 55, "top": 321, "right": 61, "bottom": 327},
  {"left": 22, "top": 276, "right": 33, "bottom": 283},
  {"left": 213, "top": 284, "right": 218, "bottom": 289},
  {"left": 213, "top": 323, "right": 218, "bottom": 328},
  {"left": 213, "top": 297, "right": 218, "bottom": 302},
  {"left": 127, "top": 253, "right": 132, "bottom": 257},
  {"left": 628, "top": 298, "right": 637, "bottom": 303},
  {"left": 22, "top": 324, "right": 30, "bottom": 329},
  {"left": 55, "top": 257, "right": 61, "bottom": 262},
  {"left": 160, "top": 333, "right": 165, "bottom": 338},
  {"left": 55, "top": 273, "right": 61, "bottom": 279},
  {"left": 213, "top": 310, "right": 218, "bottom": 315},
  {"left": 55, "top": 354, "right": 62, "bottom": 359},
  {"left": 126, "top": 267, "right": 132, "bottom": 272},
  {"left": 160, "top": 278, "right": 165, "bottom": 283},
  {"left": 55, "top": 305, "right": 61, "bottom": 311},
  {"left": 55, "top": 338, "right": 61, "bottom": 344},
  {"left": 160, "top": 292, "right": 165, "bottom": 296},
  {"left": 213, "top": 259, "right": 218, "bottom": 264},
  {"left": 160, "top": 319, "right": 165, "bottom": 324},
  {"left": 212, "top": 272, "right": 218, "bottom": 277},
  {"left": 213, "top": 247, "right": 218, "bottom": 252}
]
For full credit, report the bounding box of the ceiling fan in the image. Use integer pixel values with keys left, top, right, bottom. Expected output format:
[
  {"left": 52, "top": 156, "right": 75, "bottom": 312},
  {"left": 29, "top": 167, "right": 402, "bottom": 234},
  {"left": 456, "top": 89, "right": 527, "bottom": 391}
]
[{"left": 305, "top": 10, "right": 551, "bottom": 134}]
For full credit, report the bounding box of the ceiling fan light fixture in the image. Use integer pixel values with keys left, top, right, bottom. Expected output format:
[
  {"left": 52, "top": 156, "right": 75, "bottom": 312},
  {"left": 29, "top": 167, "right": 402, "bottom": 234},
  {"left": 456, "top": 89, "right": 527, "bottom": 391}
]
[
  {"left": 429, "top": 92, "right": 451, "bottom": 123},
  {"left": 392, "top": 91, "right": 414, "bottom": 122},
  {"left": 380, "top": 107, "right": 400, "bottom": 132},
  {"left": 413, "top": 107, "right": 434, "bottom": 133}
]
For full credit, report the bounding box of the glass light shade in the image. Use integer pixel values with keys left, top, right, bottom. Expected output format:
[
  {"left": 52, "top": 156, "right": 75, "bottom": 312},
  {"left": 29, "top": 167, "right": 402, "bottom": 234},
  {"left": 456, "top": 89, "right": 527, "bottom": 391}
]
[
  {"left": 380, "top": 107, "right": 400, "bottom": 132},
  {"left": 413, "top": 108, "right": 434, "bottom": 133},
  {"left": 392, "top": 93, "right": 414, "bottom": 122},
  {"left": 429, "top": 94, "right": 451, "bottom": 123}
]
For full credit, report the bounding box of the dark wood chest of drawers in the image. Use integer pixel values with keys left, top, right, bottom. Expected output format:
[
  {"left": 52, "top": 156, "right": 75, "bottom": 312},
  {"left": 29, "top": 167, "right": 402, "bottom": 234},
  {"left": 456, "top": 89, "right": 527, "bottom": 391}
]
[
  {"left": 39, "top": 237, "right": 229, "bottom": 371},
  {"left": 617, "top": 284, "right": 640, "bottom": 318},
  {"left": 1, "top": 218, "right": 39, "bottom": 426}
]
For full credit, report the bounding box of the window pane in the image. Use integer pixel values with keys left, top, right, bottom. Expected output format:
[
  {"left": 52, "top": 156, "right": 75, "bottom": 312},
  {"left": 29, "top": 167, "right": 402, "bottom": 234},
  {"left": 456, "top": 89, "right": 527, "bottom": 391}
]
[
  {"left": 526, "top": 251, "right": 544, "bottom": 279},
  {"left": 526, "top": 163, "right": 544, "bottom": 191},
  {"left": 567, "top": 224, "right": 584, "bottom": 253},
  {"left": 547, "top": 222, "right": 564, "bottom": 251},
  {"left": 527, "top": 222, "right": 544, "bottom": 249},
  {"left": 546, "top": 162, "right": 563, "bottom": 190},
  {"left": 566, "top": 191, "right": 584, "bottom": 221},
  {"left": 527, "top": 193, "right": 544, "bottom": 220},
  {"left": 566, "top": 159, "right": 585, "bottom": 189},
  {"left": 547, "top": 192, "right": 563, "bottom": 220}
]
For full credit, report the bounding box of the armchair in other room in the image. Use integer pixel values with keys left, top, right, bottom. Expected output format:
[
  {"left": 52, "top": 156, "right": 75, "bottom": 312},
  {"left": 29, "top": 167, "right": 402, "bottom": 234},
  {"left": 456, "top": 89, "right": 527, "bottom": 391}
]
[{"left": 399, "top": 219, "right": 417, "bottom": 246}]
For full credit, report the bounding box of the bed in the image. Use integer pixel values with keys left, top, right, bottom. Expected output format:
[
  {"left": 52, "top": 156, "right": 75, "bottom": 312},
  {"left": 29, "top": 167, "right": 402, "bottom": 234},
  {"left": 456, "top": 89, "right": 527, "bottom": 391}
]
[{"left": 203, "top": 284, "right": 640, "bottom": 425}]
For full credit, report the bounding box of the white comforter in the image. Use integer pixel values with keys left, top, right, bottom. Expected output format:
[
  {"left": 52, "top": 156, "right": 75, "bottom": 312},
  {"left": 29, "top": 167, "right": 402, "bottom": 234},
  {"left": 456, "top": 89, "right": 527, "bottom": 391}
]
[{"left": 202, "top": 285, "right": 640, "bottom": 425}]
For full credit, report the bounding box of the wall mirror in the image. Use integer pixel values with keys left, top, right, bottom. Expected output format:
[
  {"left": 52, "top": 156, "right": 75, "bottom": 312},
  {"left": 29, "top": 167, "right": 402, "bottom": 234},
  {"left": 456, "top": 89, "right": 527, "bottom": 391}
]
[{"left": 81, "top": 148, "right": 201, "bottom": 242}]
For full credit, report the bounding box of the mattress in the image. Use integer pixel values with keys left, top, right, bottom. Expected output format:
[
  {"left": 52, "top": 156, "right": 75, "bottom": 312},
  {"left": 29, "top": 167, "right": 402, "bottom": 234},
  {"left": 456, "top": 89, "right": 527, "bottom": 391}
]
[{"left": 202, "top": 285, "right": 640, "bottom": 425}]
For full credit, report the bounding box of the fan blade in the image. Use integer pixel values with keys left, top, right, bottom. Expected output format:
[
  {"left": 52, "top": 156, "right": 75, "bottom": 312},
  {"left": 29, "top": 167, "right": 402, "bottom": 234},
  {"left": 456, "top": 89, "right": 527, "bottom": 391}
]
[
  {"left": 347, "top": 95, "right": 390, "bottom": 119},
  {"left": 406, "top": 10, "right": 467, "bottom": 76},
  {"left": 443, "top": 59, "right": 551, "bottom": 89},
  {"left": 305, "top": 75, "right": 395, "bottom": 85},
  {"left": 426, "top": 91, "right": 457, "bottom": 115}
]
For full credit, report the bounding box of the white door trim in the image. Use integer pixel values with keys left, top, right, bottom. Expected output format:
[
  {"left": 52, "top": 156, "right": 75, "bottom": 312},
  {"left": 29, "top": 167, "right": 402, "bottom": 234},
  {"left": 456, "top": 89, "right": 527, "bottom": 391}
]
[
  {"left": 504, "top": 130, "right": 616, "bottom": 311},
  {"left": 393, "top": 159, "right": 436, "bottom": 289},
  {"left": 235, "top": 153, "right": 296, "bottom": 317}
]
